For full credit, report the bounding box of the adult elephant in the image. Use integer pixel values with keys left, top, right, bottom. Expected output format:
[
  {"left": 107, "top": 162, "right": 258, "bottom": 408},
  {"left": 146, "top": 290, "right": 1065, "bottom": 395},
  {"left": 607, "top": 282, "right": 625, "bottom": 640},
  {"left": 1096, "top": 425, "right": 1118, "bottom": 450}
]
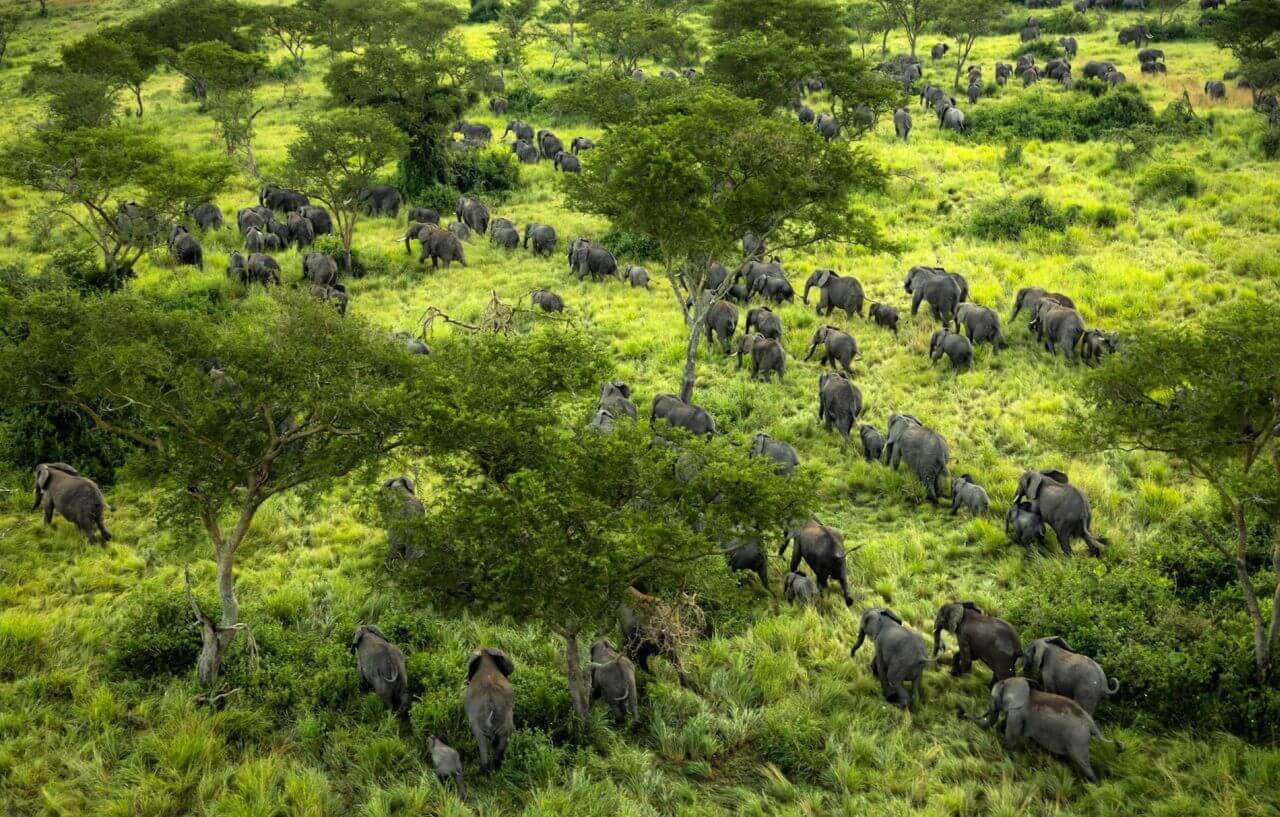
[
  {"left": 537, "top": 129, "right": 565, "bottom": 160},
  {"left": 955, "top": 303, "right": 1006, "bottom": 349},
  {"left": 1031, "top": 302, "right": 1085, "bottom": 360},
  {"left": 932, "top": 601, "right": 1021, "bottom": 682},
  {"left": 358, "top": 185, "right": 403, "bottom": 218},
  {"left": 1204, "top": 80, "right": 1227, "bottom": 100},
  {"left": 567, "top": 237, "right": 618, "bottom": 280},
  {"left": 452, "top": 121, "right": 493, "bottom": 143},
  {"left": 705, "top": 300, "right": 738, "bottom": 353},
  {"left": 940, "top": 106, "right": 965, "bottom": 132},
  {"left": 650, "top": 394, "right": 716, "bottom": 435},
  {"left": 1012, "top": 469, "right": 1104, "bottom": 556},
  {"left": 904, "top": 266, "right": 964, "bottom": 330},
  {"left": 465, "top": 648, "right": 515, "bottom": 771},
  {"left": 455, "top": 196, "right": 490, "bottom": 235},
  {"left": 524, "top": 223, "right": 557, "bottom": 256},
  {"left": 418, "top": 227, "right": 467, "bottom": 269},
  {"left": 503, "top": 120, "right": 534, "bottom": 142},
  {"left": 1011, "top": 286, "right": 1075, "bottom": 321},
  {"left": 570, "top": 136, "right": 595, "bottom": 154},
  {"left": 188, "top": 201, "right": 223, "bottom": 231},
  {"left": 260, "top": 185, "right": 309, "bottom": 213},
  {"left": 744, "top": 306, "right": 782, "bottom": 340},
  {"left": 748, "top": 433, "right": 800, "bottom": 475},
  {"left": 817, "top": 372, "right": 862, "bottom": 443},
  {"left": 894, "top": 107, "right": 912, "bottom": 141},
  {"left": 301, "top": 251, "right": 339, "bottom": 286},
  {"left": 805, "top": 326, "right": 857, "bottom": 374},
  {"left": 350, "top": 625, "right": 409, "bottom": 716},
  {"left": 299, "top": 205, "right": 333, "bottom": 236},
  {"left": 512, "top": 140, "right": 540, "bottom": 164},
  {"left": 168, "top": 225, "right": 204, "bottom": 270},
  {"left": 1082, "top": 60, "right": 1116, "bottom": 80},
  {"left": 286, "top": 212, "right": 315, "bottom": 249},
  {"left": 803, "top": 269, "right": 864, "bottom": 318},
  {"left": 815, "top": 113, "right": 839, "bottom": 141},
  {"left": 779, "top": 514, "right": 854, "bottom": 605},
  {"left": 735, "top": 257, "right": 785, "bottom": 294},
  {"left": 490, "top": 222, "right": 519, "bottom": 249},
  {"left": 32, "top": 463, "right": 112, "bottom": 543},
  {"left": 1117, "top": 25, "right": 1151, "bottom": 46},
  {"left": 1022, "top": 637, "right": 1120, "bottom": 716},
  {"left": 884, "top": 414, "right": 949, "bottom": 506},
  {"left": 553, "top": 151, "right": 582, "bottom": 173},
  {"left": 851, "top": 608, "right": 927, "bottom": 708}
]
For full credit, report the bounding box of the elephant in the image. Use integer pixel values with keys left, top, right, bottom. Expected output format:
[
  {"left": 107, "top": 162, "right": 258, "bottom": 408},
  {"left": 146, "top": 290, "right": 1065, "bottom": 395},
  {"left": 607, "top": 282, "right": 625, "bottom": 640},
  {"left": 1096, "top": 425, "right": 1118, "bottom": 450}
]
[
  {"left": 868, "top": 302, "right": 900, "bottom": 335},
  {"left": 244, "top": 227, "right": 280, "bottom": 253},
  {"left": 803, "top": 269, "right": 865, "bottom": 318},
  {"left": 299, "top": 205, "right": 332, "bottom": 235},
  {"left": 1030, "top": 303, "right": 1085, "bottom": 360},
  {"left": 448, "top": 221, "right": 471, "bottom": 241},
  {"left": 758, "top": 276, "right": 795, "bottom": 303},
  {"left": 780, "top": 515, "right": 853, "bottom": 605},
  {"left": 749, "top": 433, "right": 799, "bottom": 475},
  {"left": 260, "top": 185, "right": 309, "bottom": 213},
  {"left": 955, "top": 303, "right": 1006, "bottom": 349},
  {"left": 705, "top": 300, "right": 739, "bottom": 353},
  {"left": 503, "top": 120, "right": 534, "bottom": 142},
  {"left": 735, "top": 257, "right": 785, "bottom": 294},
  {"left": 418, "top": 228, "right": 467, "bottom": 269},
  {"left": 1140, "top": 61, "right": 1167, "bottom": 75},
  {"left": 1059, "top": 36, "right": 1078, "bottom": 58},
  {"left": 589, "top": 639, "right": 639, "bottom": 723},
  {"left": 267, "top": 219, "right": 291, "bottom": 251},
  {"left": 622, "top": 265, "right": 650, "bottom": 289},
  {"left": 1020, "top": 25, "right": 1040, "bottom": 42},
  {"left": 818, "top": 371, "right": 862, "bottom": 444},
  {"left": 930, "top": 329, "right": 973, "bottom": 373},
  {"left": 490, "top": 223, "right": 520, "bottom": 249},
  {"left": 570, "top": 136, "right": 595, "bottom": 154},
  {"left": 188, "top": 202, "right": 223, "bottom": 231},
  {"left": 426, "top": 736, "right": 466, "bottom": 799},
  {"left": 744, "top": 335, "right": 785, "bottom": 381},
  {"left": 452, "top": 121, "right": 493, "bottom": 143},
  {"left": 941, "top": 107, "right": 965, "bottom": 132},
  {"left": 554, "top": 151, "right": 581, "bottom": 173},
  {"left": 742, "top": 232, "right": 766, "bottom": 260},
  {"left": 395, "top": 331, "right": 431, "bottom": 356},
  {"left": 894, "top": 107, "right": 912, "bottom": 141},
  {"left": 1013, "top": 469, "right": 1104, "bottom": 556},
  {"left": 851, "top": 608, "right": 927, "bottom": 708},
  {"left": 404, "top": 221, "right": 434, "bottom": 254},
  {"left": 301, "top": 251, "right": 339, "bottom": 286},
  {"left": 618, "top": 599, "right": 691, "bottom": 687},
  {"left": 930, "top": 42, "right": 949, "bottom": 59},
  {"left": 783, "top": 571, "right": 818, "bottom": 605},
  {"left": 1204, "top": 80, "right": 1227, "bottom": 100},
  {"left": 465, "top": 648, "right": 515, "bottom": 771},
  {"left": 901, "top": 63, "right": 922, "bottom": 91},
  {"left": 1104, "top": 70, "right": 1127, "bottom": 85},
  {"left": 1082, "top": 60, "right": 1117, "bottom": 80},
  {"left": 904, "top": 266, "right": 964, "bottom": 329},
  {"left": 532, "top": 289, "right": 565, "bottom": 313},
  {"left": 859, "top": 424, "right": 885, "bottom": 462},
  {"left": 885, "top": 414, "right": 949, "bottom": 505},
  {"left": 745, "top": 306, "right": 782, "bottom": 340},
  {"left": 537, "top": 129, "right": 565, "bottom": 160},
  {"left": 950, "top": 474, "right": 990, "bottom": 515},
  {"left": 349, "top": 625, "right": 409, "bottom": 716},
  {"left": 806, "top": 77, "right": 824, "bottom": 92},
  {"left": 489, "top": 96, "right": 508, "bottom": 114},
  {"left": 1045, "top": 59, "right": 1071, "bottom": 81},
  {"left": 1081, "top": 329, "right": 1117, "bottom": 365},
  {"left": 286, "top": 212, "right": 315, "bottom": 249},
  {"left": 524, "top": 223, "right": 557, "bottom": 256},
  {"left": 649, "top": 394, "right": 716, "bottom": 436},
  {"left": 32, "top": 463, "right": 111, "bottom": 543},
  {"left": 726, "top": 539, "right": 770, "bottom": 590},
  {"left": 512, "top": 139, "right": 540, "bottom": 163},
  {"left": 967, "top": 83, "right": 981, "bottom": 105},
  {"left": 797, "top": 105, "right": 815, "bottom": 125},
  {"left": 806, "top": 326, "right": 857, "bottom": 374},
  {"left": 382, "top": 476, "right": 425, "bottom": 559},
  {"left": 1011, "top": 287, "right": 1075, "bottom": 321},
  {"left": 815, "top": 113, "right": 839, "bottom": 141},
  {"left": 1137, "top": 48, "right": 1164, "bottom": 64},
  {"left": 168, "top": 225, "right": 204, "bottom": 270},
  {"left": 1023, "top": 637, "right": 1120, "bottom": 716},
  {"left": 237, "top": 207, "right": 267, "bottom": 235},
  {"left": 1005, "top": 501, "right": 1045, "bottom": 549},
  {"left": 407, "top": 207, "right": 440, "bottom": 225},
  {"left": 599, "top": 379, "right": 638, "bottom": 420},
  {"left": 705, "top": 260, "right": 729, "bottom": 292},
  {"left": 932, "top": 601, "right": 1021, "bottom": 681},
  {"left": 995, "top": 63, "right": 1012, "bottom": 85},
  {"left": 455, "top": 196, "right": 490, "bottom": 235},
  {"left": 1117, "top": 25, "right": 1151, "bottom": 46},
  {"left": 725, "top": 283, "right": 750, "bottom": 303},
  {"left": 568, "top": 237, "right": 619, "bottom": 281},
  {"left": 227, "top": 250, "right": 247, "bottom": 282},
  {"left": 962, "top": 677, "right": 1123, "bottom": 782},
  {"left": 588, "top": 407, "right": 616, "bottom": 434},
  {"left": 246, "top": 253, "right": 282, "bottom": 286},
  {"left": 682, "top": 67, "right": 698, "bottom": 79},
  {"left": 357, "top": 185, "right": 402, "bottom": 217}
]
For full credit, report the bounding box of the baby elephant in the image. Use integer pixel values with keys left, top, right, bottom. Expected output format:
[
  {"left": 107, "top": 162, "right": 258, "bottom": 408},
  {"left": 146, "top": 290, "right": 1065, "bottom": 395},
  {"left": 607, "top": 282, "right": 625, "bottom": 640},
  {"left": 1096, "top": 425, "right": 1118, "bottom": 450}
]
[
  {"left": 859, "top": 424, "right": 885, "bottom": 463},
  {"left": 869, "top": 302, "right": 899, "bottom": 335},
  {"left": 350, "top": 625, "right": 409, "bottom": 716},
  {"left": 726, "top": 539, "right": 770, "bottom": 590},
  {"left": 532, "top": 289, "right": 564, "bottom": 313},
  {"left": 950, "top": 474, "right": 990, "bottom": 516},
  {"left": 1022, "top": 637, "right": 1119, "bottom": 716},
  {"left": 622, "top": 264, "right": 650, "bottom": 289},
  {"left": 426, "top": 735, "right": 466, "bottom": 799},
  {"left": 851, "top": 607, "right": 928, "bottom": 709},
  {"left": 963, "top": 677, "right": 1123, "bottom": 782},
  {"left": 1005, "top": 501, "right": 1045, "bottom": 548},
  {"left": 748, "top": 432, "right": 800, "bottom": 475},
  {"left": 783, "top": 570, "right": 818, "bottom": 605},
  {"left": 33, "top": 463, "right": 112, "bottom": 544},
  {"left": 589, "top": 639, "right": 639, "bottom": 723},
  {"left": 929, "top": 329, "right": 973, "bottom": 373},
  {"left": 465, "top": 648, "right": 515, "bottom": 771}
]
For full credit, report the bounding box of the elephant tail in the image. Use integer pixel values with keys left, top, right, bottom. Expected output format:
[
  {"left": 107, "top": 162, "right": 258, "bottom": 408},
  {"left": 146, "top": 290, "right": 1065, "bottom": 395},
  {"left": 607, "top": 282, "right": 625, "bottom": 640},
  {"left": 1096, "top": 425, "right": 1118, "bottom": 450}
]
[
  {"left": 1105, "top": 676, "right": 1120, "bottom": 695},
  {"left": 1089, "top": 717, "right": 1123, "bottom": 752}
]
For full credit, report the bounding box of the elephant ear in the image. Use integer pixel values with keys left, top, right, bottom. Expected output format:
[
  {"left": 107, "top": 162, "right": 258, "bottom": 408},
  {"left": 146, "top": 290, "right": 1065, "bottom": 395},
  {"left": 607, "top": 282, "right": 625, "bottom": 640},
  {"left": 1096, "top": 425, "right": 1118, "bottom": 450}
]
[
  {"left": 1023, "top": 472, "right": 1046, "bottom": 500},
  {"left": 1041, "top": 469, "right": 1070, "bottom": 484},
  {"left": 466, "top": 650, "right": 485, "bottom": 683},
  {"left": 879, "top": 608, "right": 903, "bottom": 625},
  {"left": 1000, "top": 678, "right": 1032, "bottom": 710},
  {"left": 349, "top": 628, "right": 366, "bottom": 654},
  {"left": 960, "top": 600, "right": 982, "bottom": 613},
  {"left": 1044, "top": 636, "right": 1074, "bottom": 653},
  {"left": 615, "top": 381, "right": 631, "bottom": 399},
  {"left": 48, "top": 462, "right": 81, "bottom": 477},
  {"left": 816, "top": 269, "right": 831, "bottom": 287},
  {"left": 485, "top": 648, "right": 515, "bottom": 677},
  {"left": 363, "top": 625, "right": 388, "bottom": 641}
]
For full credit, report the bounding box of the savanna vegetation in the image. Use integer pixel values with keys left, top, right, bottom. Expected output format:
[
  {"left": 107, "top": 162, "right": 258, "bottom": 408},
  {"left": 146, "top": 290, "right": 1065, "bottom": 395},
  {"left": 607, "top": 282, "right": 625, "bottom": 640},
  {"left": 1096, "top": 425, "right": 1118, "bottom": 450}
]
[{"left": 0, "top": 0, "right": 1278, "bottom": 814}]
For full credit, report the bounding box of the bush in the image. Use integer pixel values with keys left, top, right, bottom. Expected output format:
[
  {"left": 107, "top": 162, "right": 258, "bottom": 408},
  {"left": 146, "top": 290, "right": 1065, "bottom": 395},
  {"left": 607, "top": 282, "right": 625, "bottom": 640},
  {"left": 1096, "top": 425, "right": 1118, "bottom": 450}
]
[
  {"left": 311, "top": 235, "right": 371, "bottom": 278},
  {"left": 44, "top": 244, "right": 124, "bottom": 294},
  {"left": 1136, "top": 162, "right": 1203, "bottom": 202},
  {"left": 468, "top": 0, "right": 501, "bottom": 23},
  {"left": 1038, "top": 9, "right": 1101, "bottom": 34},
  {"left": 505, "top": 86, "right": 544, "bottom": 116},
  {"left": 1143, "top": 16, "right": 1212, "bottom": 41},
  {"left": 968, "top": 193, "right": 1071, "bottom": 240},
  {"left": 1260, "top": 126, "right": 1280, "bottom": 159},
  {"left": 965, "top": 85, "right": 1155, "bottom": 142},
  {"left": 600, "top": 227, "right": 661, "bottom": 262},
  {"left": 413, "top": 183, "right": 464, "bottom": 222},
  {"left": 110, "top": 584, "right": 203, "bottom": 678},
  {"left": 1011, "top": 40, "right": 1063, "bottom": 61},
  {"left": 446, "top": 148, "right": 521, "bottom": 198},
  {"left": 0, "top": 404, "right": 138, "bottom": 486}
]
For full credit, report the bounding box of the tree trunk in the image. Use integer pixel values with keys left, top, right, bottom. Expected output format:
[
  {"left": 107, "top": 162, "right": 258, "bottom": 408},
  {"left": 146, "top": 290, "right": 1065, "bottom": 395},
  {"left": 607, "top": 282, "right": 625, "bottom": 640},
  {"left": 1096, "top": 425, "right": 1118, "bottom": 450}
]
[
  {"left": 880, "top": 29, "right": 889, "bottom": 56},
  {"left": 563, "top": 628, "right": 591, "bottom": 720},
  {"left": 1230, "top": 504, "right": 1271, "bottom": 683},
  {"left": 134, "top": 87, "right": 144, "bottom": 117},
  {"left": 678, "top": 313, "right": 705, "bottom": 404}
]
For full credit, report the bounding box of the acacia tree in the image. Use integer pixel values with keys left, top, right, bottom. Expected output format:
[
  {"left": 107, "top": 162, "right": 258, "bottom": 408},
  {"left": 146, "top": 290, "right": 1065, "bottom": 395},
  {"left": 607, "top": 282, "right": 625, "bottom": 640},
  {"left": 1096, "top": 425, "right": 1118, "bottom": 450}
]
[
  {"left": 261, "top": 3, "right": 312, "bottom": 68},
  {"left": 494, "top": 0, "right": 539, "bottom": 81},
  {"left": 61, "top": 30, "right": 154, "bottom": 117},
  {"left": 580, "top": 0, "right": 697, "bottom": 72},
  {"left": 127, "top": 0, "right": 255, "bottom": 106},
  {"left": 1, "top": 126, "right": 232, "bottom": 286},
  {"left": 180, "top": 43, "right": 268, "bottom": 177},
  {"left": 935, "top": 0, "right": 1005, "bottom": 90},
  {"left": 1216, "top": 0, "right": 1280, "bottom": 129},
  {"left": 1076, "top": 298, "right": 1280, "bottom": 683},
  {"left": 0, "top": 291, "right": 418, "bottom": 691},
  {"left": 875, "top": 0, "right": 942, "bottom": 58},
  {"left": 846, "top": 0, "right": 896, "bottom": 57},
  {"left": 283, "top": 109, "right": 407, "bottom": 274},
  {"left": 565, "top": 87, "right": 885, "bottom": 403}
]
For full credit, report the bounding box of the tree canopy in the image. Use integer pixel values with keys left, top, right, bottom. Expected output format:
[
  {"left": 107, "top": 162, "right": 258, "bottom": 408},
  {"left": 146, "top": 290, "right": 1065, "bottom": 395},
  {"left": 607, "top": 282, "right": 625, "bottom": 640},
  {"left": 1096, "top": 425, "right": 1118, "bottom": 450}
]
[{"left": 1215, "top": 0, "right": 1280, "bottom": 124}]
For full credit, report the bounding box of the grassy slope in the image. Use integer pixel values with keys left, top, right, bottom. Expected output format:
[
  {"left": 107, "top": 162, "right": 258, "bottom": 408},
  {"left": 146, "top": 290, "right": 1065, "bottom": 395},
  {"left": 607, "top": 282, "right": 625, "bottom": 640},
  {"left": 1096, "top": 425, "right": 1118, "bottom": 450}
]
[{"left": 1, "top": 1, "right": 1279, "bottom": 815}]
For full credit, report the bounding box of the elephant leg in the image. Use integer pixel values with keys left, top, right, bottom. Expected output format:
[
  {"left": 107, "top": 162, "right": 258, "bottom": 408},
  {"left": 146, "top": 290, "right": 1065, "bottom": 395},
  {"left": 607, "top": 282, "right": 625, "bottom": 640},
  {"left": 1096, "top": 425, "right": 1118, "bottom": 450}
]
[
  {"left": 1002, "top": 711, "right": 1025, "bottom": 751},
  {"left": 911, "top": 291, "right": 924, "bottom": 316},
  {"left": 836, "top": 565, "right": 853, "bottom": 606},
  {"left": 43, "top": 503, "right": 54, "bottom": 525},
  {"left": 841, "top": 355, "right": 852, "bottom": 375},
  {"left": 1054, "top": 523, "right": 1074, "bottom": 556},
  {"left": 789, "top": 547, "right": 802, "bottom": 574},
  {"left": 493, "top": 731, "right": 510, "bottom": 770},
  {"left": 1068, "top": 746, "right": 1097, "bottom": 782},
  {"left": 950, "top": 491, "right": 961, "bottom": 515}
]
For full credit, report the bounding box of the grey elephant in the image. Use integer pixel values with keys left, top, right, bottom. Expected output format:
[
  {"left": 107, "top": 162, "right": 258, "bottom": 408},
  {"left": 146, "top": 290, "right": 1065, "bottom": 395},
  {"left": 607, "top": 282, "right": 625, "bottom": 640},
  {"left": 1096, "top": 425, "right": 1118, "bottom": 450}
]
[
  {"left": 298, "top": 205, "right": 332, "bottom": 235},
  {"left": 489, "top": 96, "right": 509, "bottom": 115},
  {"left": 940, "top": 106, "right": 965, "bottom": 132},
  {"left": 1013, "top": 469, "right": 1103, "bottom": 556},
  {"left": 512, "top": 139, "right": 540, "bottom": 163},
  {"left": 904, "top": 266, "right": 964, "bottom": 329},
  {"left": 742, "top": 231, "right": 766, "bottom": 260},
  {"left": 237, "top": 207, "right": 266, "bottom": 235},
  {"left": 455, "top": 196, "right": 490, "bottom": 235},
  {"left": 735, "top": 257, "right": 784, "bottom": 294},
  {"left": 286, "top": 212, "right": 315, "bottom": 248},
  {"left": 805, "top": 325, "right": 857, "bottom": 374},
  {"left": 962, "top": 677, "right": 1123, "bottom": 782},
  {"left": 1117, "top": 25, "right": 1151, "bottom": 45},
  {"left": 503, "top": 120, "right": 534, "bottom": 142},
  {"left": 803, "top": 269, "right": 865, "bottom": 318},
  {"left": 553, "top": 151, "right": 581, "bottom": 173},
  {"left": 404, "top": 221, "right": 434, "bottom": 254},
  {"left": 523, "top": 223, "right": 557, "bottom": 256},
  {"left": 244, "top": 226, "right": 280, "bottom": 253},
  {"left": 757, "top": 276, "right": 795, "bottom": 303},
  {"left": 797, "top": 105, "right": 815, "bottom": 125},
  {"left": 931, "top": 42, "right": 949, "bottom": 59},
  {"left": 1023, "top": 637, "right": 1119, "bottom": 716},
  {"left": 382, "top": 476, "right": 425, "bottom": 559},
  {"left": 267, "top": 219, "right": 291, "bottom": 251},
  {"left": 745, "top": 306, "right": 782, "bottom": 340},
  {"left": 426, "top": 736, "right": 465, "bottom": 798},
  {"left": 726, "top": 539, "right": 770, "bottom": 590},
  {"left": 930, "top": 329, "right": 973, "bottom": 373},
  {"left": 532, "top": 289, "right": 564, "bottom": 313},
  {"left": 749, "top": 432, "right": 799, "bottom": 475},
  {"left": 649, "top": 394, "right": 716, "bottom": 436},
  {"left": 570, "top": 136, "right": 595, "bottom": 154},
  {"left": 418, "top": 227, "right": 467, "bottom": 269},
  {"left": 950, "top": 474, "right": 989, "bottom": 515},
  {"left": 868, "top": 302, "right": 900, "bottom": 335},
  {"left": 407, "top": 206, "right": 439, "bottom": 225},
  {"left": 1005, "top": 501, "right": 1045, "bottom": 549},
  {"left": 859, "top": 424, "right": 885, "bottom": 462},
  {"left": 226, "top": 250, "right": 246, "bottom": 282},
  {"left": 452, "top": 121, "right": 492, "bottom": 143},
  {"left": 780, "top": 514, "right": 854, "bottom": 605},
  {"left": 537, "top": 129, "right": 565, "bottom": 160},
  {"left": 465, "top": 648, "right": 515, "bottom": 771},
  {"left": 783, "top": 570, "right": 818, "bottom": 605},
  {"left": 589, "top": 639, "right": 639, "bottom": 723},
  {"left": 33, "top": 463, "right": 112, "bottom": 543},
  {"left": 1010, "top": 286, "right": 1075, "bottom": 322},
  {"left": 598, "top": 380, "right": 638, "bottom": 420},
  {"left": 168, "top": 225, "right": 204, "bottom": 270},
  {"left": 743, "top": 335, "right": 785, "bottom": 381},
  {"left": 851, "top": 607, "right": 927, "bottom": 708},
  {"left": 260, "top": 185, "right": 309, "bottom": 213},
  {"left": 815, "top": 113, "right": 839, "bottom": 140},
  {"left": 955, "top": 303, "right": 1006, "bottom": 349},
  {"left": 894, "top": 107, "right": 912, "bottom": 141},
  {"left": 967, "top": 83, "right": 981, "bottom": 105},
  {"left": 885, "top": 414, "right": 949, "bottom": 506},
  {"left": 622, "top": 265, "right": 650, "bottom": 289},
  {"left": 350, "top": 625, "right": 408, "bottom": 716},
  {"left": 588, "top": 407, "right": 616, "bottom": 435},
  {"left": 932, "top": 601, "right": 1021, "bottom": 681},
  {"left": 490, "top": 222, "right": 520, "bottom": 249},
  {"left": 447, "top": 221, "right": 471, "bottom": 241},
  {"left": 1081, "top": 329, "right": 1117, "bottom": 365},
  {"left": 188, "top": 201, "right": 223, "bottom": 231},
  {"left": 1082, "top": 60, "right": 1117, "bottom": 80},
  {"left": 358, "top": 185, "right": 403, "bottom": 217},
  {"left": 568, "top": 237, "right": 618, "bottom": 281},
  {"left": 1030, "top": 302, "right": 1085, "bottom": 360},
  {"left": 1205, "top": 80, "right": 1227, "bottom": 100},
  {"left": 246, "top": 253, "right": 282, "bottom": 286},
  {"left": 705, "top": 300, "right": 738, "bottom": 353},
  {"left": 818, "top": 371, "right": 862, "bottom": 444},
  {"left": 312, "top": 283, "right": 348, "bottom": 317},
  {"left": 395, "top": 331, "right": 431, "bottom": 356}
]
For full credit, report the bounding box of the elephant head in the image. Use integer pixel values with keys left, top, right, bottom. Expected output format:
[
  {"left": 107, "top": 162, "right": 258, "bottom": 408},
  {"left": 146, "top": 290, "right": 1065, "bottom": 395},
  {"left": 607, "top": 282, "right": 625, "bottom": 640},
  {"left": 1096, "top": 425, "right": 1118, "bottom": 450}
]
[
  {"left": 1013, "top": 469, "right": 1070, "bottom": 503},
  {"left": 601, "top": 379, "right": 630, "bottom": 401},
  {"left": 851, "top": 607, "right": 903, "bottom": 655},
  {"left": 749, "top": 432, "right": 771, "bottom": 457},
  {"left": 886, "top": 414, "right": 923, "bottom": 444},
  {"left": 807, "top": 325, "right": 837, "bottom": 357},
  {"left": 932, "top": 600, "right": 981, "bottom": 656},
  {"left": 383, "top": 476, "right": 416, "bottom": 495},
  {"left": 803, "top": 268, "right": 836, "bottom": 304},
  {"left": 348, "top": 624, "right": 390, "bottom": 653},
  {"left": 1022, "top": 636, "right": 1073, "bottom": 673},
  {"left": 33, "top": 463, "right": 79, "bottom": 509},
  {"left": 467, "top": 647, "right": 515, "bottom": 682}
]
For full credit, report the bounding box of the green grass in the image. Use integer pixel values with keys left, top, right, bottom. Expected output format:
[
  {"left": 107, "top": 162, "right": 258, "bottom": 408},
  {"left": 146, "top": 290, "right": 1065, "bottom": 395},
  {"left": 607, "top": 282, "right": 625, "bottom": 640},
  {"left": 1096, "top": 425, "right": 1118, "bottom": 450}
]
[{"left": 1, "top": 0, "right": 1279, "bottom": 815}]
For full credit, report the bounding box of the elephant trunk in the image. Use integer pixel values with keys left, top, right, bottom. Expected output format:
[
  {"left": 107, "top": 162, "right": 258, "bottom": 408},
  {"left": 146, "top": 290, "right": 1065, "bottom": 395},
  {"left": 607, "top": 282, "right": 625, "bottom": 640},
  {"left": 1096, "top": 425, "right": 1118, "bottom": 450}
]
[
  {"left": 932, "top": 628, "right": 944, "bottom": 657},
  {"left": 31, "top": 486, "right": 43, "bottom": 511},
  {"left": 804, "top": 342, "right": 818, "bottom": 361},
  {"left": 850, "top": 629, "right": 867, "bottom": 657},
  {"left": 802, "top": 282, "right": 813, "bottom": 305},
  {"left": 777, "top": 532, "right": 791, "bottom": 557}
]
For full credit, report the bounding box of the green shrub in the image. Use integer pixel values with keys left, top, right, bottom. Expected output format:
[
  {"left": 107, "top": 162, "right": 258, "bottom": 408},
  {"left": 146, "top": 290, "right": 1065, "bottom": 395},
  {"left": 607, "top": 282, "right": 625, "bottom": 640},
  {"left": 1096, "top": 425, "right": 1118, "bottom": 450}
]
[
  {"left": 311, "top": 235, "right": 371, "bottom": 278},
  {"left": 446, "top": 148, "right": 521, "bottom": 198},
  {"left": 1143, "top": 17, "right": 1212, "bottom": 41},
  {"left": 1092, "top": 204, "right": 1123, "bottom": 228},
  {"left": 1038, "top": 9, "right": 1101, "bottom": 34},
  {"left": 467, "top": 0, "right": 501, "bottom": 23},
  {"left": 1260, "top": 126, "right": 1280, "bottom": 159},
  {"left": 44, "top": 244, "right": 124, "bottom": 294},
  {"left": 600, "top": 227, "right": 661, "bottom": 262},
  {"left": 0, "top": 404, "right": 138, "bottom": 486},
  {"left": 110, "top": 585, "right": 203, "bottom": 678},
  {"left": 505, "top": 86, "right": 544, "bottom": 116},
  {"left": 965, "top": 85, "right": 1155, "bottom": 143},
  {"left": 1136, "top": 163, "right": 1204, "bottom": 202},
  {"left": 413, "top": 182, "right": 464, "bottom": 222},
  {"left": 968, "top": 193, "right": 1071, "bottom": 240},
  {"left": 1011, "top": 40, "right": 1063, "bottom": 61}
]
